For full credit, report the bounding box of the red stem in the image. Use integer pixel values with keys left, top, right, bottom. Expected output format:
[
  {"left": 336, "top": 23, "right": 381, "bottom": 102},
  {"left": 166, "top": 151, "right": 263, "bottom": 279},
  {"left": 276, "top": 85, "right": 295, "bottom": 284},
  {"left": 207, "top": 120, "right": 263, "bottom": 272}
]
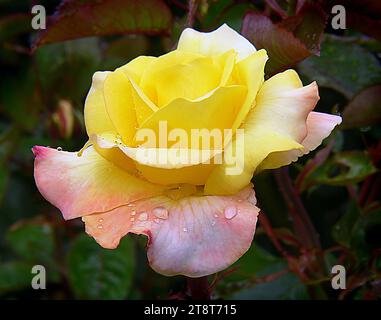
[
  {"left": 186, "top": 276, "right": 211, "bottom": 300},
  {"left": 274, "top": 167, "right": 321, "bottom": 249}
]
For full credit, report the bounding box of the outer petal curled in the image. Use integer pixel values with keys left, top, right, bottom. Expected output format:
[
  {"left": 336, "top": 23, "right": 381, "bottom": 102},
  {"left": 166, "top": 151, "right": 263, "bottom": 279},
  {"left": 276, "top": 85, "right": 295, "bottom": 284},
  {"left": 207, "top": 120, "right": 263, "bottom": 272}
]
[
  {"left": 205, "top": 70, "right": 319, "bottom": 195},
  {"left": 83, "top": 185, "right": 259, "bottom": 277},
  {"left": 33, "top": 146, "right": 167, "bottom": 220},
  {"left": 258, "top": 111, "right": 342, "bottom": 170}
]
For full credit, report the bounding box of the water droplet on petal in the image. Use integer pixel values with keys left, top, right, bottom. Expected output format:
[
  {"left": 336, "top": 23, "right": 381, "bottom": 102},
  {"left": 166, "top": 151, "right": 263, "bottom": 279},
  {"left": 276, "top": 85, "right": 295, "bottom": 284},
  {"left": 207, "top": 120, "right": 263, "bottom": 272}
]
[
  {"left": 98, "top": 218, "right": 103, "bottom": 223},
  {"left": 183, "top": 227, "right": 188, "bottom": 232},
  {"left": 224, "top": 206, "right": 237, "bottom": 220},
  {"left": 57, "top": 147, "right": 62, "bottom": 151},
  {"left": 237, "top": 199, "right": 243, "bottom": 203},
  {"left": 130, "top": 217, "right": 135, "bottom": 222},
  {"left": 211, "top": 221, "right": 216, "bottom": 226},
  {"left": 127, "top": 203, "right": 134, "bottom": 207},
  {"left": 214, "top": 214, "right": 218, "bottom": 218},
  {"left": 97, "top": 224, "right": 103, "bottom": 229},
  {"left": 138, "top": 212, "right": 148, "bottom": 221},
  {"left": 152, "top": 207, "right": 168, "bottom": 219},
  {"left": 131, "top": 210, "right": 136, "bottom": 216}
]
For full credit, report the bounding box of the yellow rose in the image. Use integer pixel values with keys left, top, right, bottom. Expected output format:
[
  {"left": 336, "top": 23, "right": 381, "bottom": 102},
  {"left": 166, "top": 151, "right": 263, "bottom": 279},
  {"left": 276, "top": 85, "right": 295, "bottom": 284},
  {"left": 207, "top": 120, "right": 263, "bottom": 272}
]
[{"left": 33, "top": 24, "right": 341, "bottom": 277}]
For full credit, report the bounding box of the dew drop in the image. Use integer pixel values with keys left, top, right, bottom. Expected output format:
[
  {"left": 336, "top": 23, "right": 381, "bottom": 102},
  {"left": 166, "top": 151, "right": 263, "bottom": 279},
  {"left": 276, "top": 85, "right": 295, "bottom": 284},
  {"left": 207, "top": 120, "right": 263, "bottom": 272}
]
[
  {"left": 214, "top": 214, "right": 218, "bottom": 218},
  {"left": 211, "top": 221, "right": 216, "bottom": 226},
  {"left": 152, "top": 207, "right": 168, "bottom": 219},
  {"left": 138, "top": 212, "right": 148, "bottom": 221},
  {"left": 224, "top": 206, "right": 237, "bottom": 220},
  {"left": 131, "top": 210, "right": 136, "bottom": 216},
  {"left": 183, "top": 227, "right": 188, "bottom": 232},
  {"left": 97, "top": 224, "right": 103, "bottom": 229},
  {"left": 130, "top": 217, "right": 135, "bottom": 222},
  {"left": 127, "top": 203, "right": 134, "bottom": 207},
  {"left": 57, "top": 147, "right": 62, "bottom": 151},
  {"left": 98, "top": 218, "right": 104, "bottom": 223}
]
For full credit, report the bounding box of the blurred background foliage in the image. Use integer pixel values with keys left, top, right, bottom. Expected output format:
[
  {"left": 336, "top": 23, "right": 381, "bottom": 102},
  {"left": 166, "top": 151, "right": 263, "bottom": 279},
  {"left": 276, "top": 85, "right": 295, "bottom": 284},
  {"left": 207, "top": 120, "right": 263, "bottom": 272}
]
[{"left": 0, "top": 0, "right": 380, "bottom": 300}]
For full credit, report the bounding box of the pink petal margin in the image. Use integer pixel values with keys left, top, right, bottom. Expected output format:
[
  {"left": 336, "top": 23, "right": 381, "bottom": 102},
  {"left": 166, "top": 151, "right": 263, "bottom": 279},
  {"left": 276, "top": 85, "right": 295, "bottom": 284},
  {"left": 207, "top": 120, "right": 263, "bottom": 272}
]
[
  {"left": 32, "top": 146, "right": 165, "bottom": 220},
  {"left": 259, "top": 111, "right": 342, "bottom": 170},
  {"left": 83, "top": 185, "right": 260, "bottom": 277}
]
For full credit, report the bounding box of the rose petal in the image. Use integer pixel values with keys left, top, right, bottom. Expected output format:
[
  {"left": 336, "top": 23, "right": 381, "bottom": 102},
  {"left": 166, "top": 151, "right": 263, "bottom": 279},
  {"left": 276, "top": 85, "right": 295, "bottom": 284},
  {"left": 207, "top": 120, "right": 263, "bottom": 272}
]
[
  {"left": 83, "top": 185, "right": 259, "bottom": 277},
  {"left": 178, "top": 24, "right": 256, "bottom": 61},
  {"left": 33, "top": 146, "right": 167, "bottom": 220},
  {"left": 139, "top": 50, "right": 237, "bottom": 107},
  {"left": 84, "top": 71, "right": 116, "bottom": 136},
  {"left": 205, "top": 70, "right": 319, "bottom": 195},
  {"left": 258, "top": 111, "right": 342, "bottom": 170}
]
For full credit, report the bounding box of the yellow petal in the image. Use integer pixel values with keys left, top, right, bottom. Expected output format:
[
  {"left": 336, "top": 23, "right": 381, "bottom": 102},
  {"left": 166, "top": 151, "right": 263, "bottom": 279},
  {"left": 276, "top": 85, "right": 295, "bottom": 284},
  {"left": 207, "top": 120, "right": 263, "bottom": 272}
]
[
  {"left": 91, "top": 133, "right": 222, "bottom": 169},
  {"left": 139, "top": 50, "right": 236, "bottom": 107},
  {"left": 205, "top": 70, "right": 319, "bottom": 195},
  {"left": 178, "top": 24, "right": 256, "bottom": 61},
  {"left": 84, "top": 71, "right": 116, "bottom": 136},
  {"left": 91, "top": 133, "right": 219, "bottom": 185},
  {"left": 231, "top": 49, "right": 268, "bottom": 130},
  {"left": 117, "top": 55, "right": 156, "bottom": 85},
  {"left": 204, "top": 129, "right": 303, "bottom": 194},
  {"left": 103, "top": 70, "right": 160, "bottom": 144},
  {"left": 253, "top": 71, "right": 318, "bottom": 142},
  {"left": 138, "top": 85, "right": 247, "bottom": 149}
]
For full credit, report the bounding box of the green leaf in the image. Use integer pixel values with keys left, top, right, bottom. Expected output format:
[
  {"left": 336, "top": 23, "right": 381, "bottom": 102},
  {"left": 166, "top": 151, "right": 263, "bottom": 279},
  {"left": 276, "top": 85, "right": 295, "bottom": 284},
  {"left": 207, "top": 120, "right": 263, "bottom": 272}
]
[
  {"left": 351, "top": 209, "right": 381, "bottom": 263},
  {"left": 0, "top": 69, "right": 41, "bottom": 131},
  {"left": 6, "top": 219, "right": 59, "bottom": 282},
  {"left": 216, "top": 244, "right": 292, "bottom": 298},
  {"left": 298, "top": 35, "right": 381, "bottom": 98},
  {"left": 67, "top": 235, "right": 135, "bottom": 299},
  {"left": 300, "top": 151, "right": 377, "bottom": 190},
  {"left": 231, "top": 272, "right": 309, "bottom": 300},
  {"left": 33, "top": 0, "right": 172, "bottom": 48},
  {"left": 342, "top": 85, "right": 381, "bottom": 129},
  {"left": 0, "top": 261, "right": 33, "bottom": 293},
  {"left": 0, "top": 14, "right": 31, "bottom": 42},
  {"left": 332, "top": 201, "right": 361, "bottom": 246},
  {"left": 6, "top": 220, "right": 55, "bottom": 263},
  {"left": 35, "top": 38, "right": 101, "bottom": 104},
  {"left": 102, "top": 35, "right": 149, "bottom": 71}
]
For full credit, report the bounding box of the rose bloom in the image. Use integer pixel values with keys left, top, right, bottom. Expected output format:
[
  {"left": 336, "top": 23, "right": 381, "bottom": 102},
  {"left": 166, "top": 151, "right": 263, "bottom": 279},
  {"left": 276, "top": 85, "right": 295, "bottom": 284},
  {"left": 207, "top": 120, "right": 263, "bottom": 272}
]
[{"left": 33, "top": 25, "right": 341, "bottom": 277}]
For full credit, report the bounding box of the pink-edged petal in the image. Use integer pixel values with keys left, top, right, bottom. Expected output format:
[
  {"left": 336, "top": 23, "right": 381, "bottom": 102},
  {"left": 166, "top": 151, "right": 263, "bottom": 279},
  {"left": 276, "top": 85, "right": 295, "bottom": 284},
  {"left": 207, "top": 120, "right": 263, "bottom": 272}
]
[
  {"left": 83, "top": 185, "right": 259, "bottom": 277},
  {"left": 33, "top": 146, "right": 167, "bottom": 220},
  {"left": 258, "top": 111, "right": 342, "bottom": 170}
]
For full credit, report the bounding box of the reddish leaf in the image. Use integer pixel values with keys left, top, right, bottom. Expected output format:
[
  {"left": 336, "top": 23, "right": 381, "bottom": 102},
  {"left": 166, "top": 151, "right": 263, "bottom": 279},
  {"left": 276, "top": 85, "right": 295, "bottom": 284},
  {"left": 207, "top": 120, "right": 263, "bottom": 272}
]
[
  {"left": 279, "top": 2, "right": 327, "bottom": 55},
  {"left": 342, "top": 85, "right": 381, "bottom": 129},
  {"left": 242, "top": 1, "right": 326, "bottom": 75},
  {"left": 264, "top": 0, "right": 287, "bottom": 18},
  {"left": 242, "top": 11, "right": 311, "bottom": 75},
  {"left": 33, "top": 0, "right": 172, "bottom": 48},
  {"left": 348, "top": 12, "right": 381, "bottom": 42}
]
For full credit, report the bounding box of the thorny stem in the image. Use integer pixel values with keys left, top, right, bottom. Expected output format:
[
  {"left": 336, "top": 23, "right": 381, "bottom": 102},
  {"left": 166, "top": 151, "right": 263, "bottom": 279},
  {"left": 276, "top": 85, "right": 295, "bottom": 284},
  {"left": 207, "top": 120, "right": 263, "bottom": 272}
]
[
  {"left": 274, "top": 167, "right": 321, "bottom": 249},
  {"left": 186, "top": 276, "right": 211, "bottom": 300}
]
